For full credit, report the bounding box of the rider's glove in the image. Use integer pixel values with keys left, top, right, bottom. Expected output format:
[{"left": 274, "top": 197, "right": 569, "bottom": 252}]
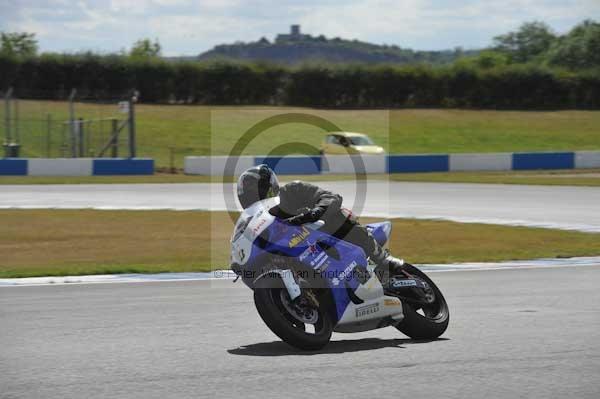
[{"left": 285, "top": 207, "right": 325, "bottom": 225}]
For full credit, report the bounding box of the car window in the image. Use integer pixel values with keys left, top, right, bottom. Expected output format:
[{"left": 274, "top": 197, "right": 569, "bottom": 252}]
[
  {"left": 325, "top": 135, "right": 338, "bottom": 144},
  {"left": 349, "top": 136, "right": 374, "bottom": 146},
  {"left": 326, "top": 135, "right": 343, "bottom": 145}
]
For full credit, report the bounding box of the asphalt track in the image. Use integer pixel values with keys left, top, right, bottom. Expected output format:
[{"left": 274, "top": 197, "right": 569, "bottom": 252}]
[
  {"left": 2, "top": 181, "right": 600, "bottom": 232},
  {"left": 2, "top": 265, "right": 600, "bottom": 399}
]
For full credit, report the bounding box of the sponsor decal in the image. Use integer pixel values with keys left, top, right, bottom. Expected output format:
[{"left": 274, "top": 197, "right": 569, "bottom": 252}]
[
  {"left": 316, "top": 260, "right": 330, "bottom": 273},
  {"left": 340, "top": 261, "right": 357, "bottom": 279},
  {"left": 329, "top": 261, "right": 358, "bottom": 286},
  {"left": 299, "top": 242, "right": 319, "bottom": 261},
  {"left": 392, "top": 279, "right": 418, "bottom": 288},
  {"left": 238, "top": 248, "right": 246, "bottom": 262},
  {"left": 288, "top": 227, "right": 310, "bottom": 248},
  {"left": 252, "top": 218, "right": 267, "bottom": 235},
  {"left": 310, "top": 251, "right": 328, "bottom": 267},
  {"left": 384, "top": 299, "right": 401, "bottom": 306},
  {"left": 355, "top": 303, "right": 379, "bottom": 318}
]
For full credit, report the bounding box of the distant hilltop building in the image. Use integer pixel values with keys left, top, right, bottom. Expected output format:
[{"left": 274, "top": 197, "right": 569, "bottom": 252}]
[{"left": 276, "top": 25, "right": 311, "bottom": 42}]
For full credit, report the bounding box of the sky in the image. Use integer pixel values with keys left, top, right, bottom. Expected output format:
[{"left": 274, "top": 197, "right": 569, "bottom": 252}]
[{"left": 1, "top": 0, "right": 599, "bottom": 56}]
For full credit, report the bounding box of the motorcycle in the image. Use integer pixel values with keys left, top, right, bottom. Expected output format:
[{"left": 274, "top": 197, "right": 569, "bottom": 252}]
[{"left": 230, "top": 197, "right": 449, "bottom": 350}]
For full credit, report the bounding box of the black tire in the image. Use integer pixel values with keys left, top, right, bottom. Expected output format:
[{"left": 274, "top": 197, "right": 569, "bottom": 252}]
[
  {"left": 395, "top": 263, "right": 449, "bottom": 340},
  {"left": 253, "top": 277, "right": 333, "bottom": 350}
]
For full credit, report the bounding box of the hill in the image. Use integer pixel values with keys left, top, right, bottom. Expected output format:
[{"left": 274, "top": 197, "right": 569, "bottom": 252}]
[{"left": 197, "top": 25, "right": 478, "bottom": 65}]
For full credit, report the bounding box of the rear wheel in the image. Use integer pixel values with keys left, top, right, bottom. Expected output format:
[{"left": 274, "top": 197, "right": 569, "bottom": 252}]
[
  {"left": 253, "top": 277, "right": 332, "bottom": 350},
  {"left": 395, "top": 263, "right": 449, "bottom": 340}
]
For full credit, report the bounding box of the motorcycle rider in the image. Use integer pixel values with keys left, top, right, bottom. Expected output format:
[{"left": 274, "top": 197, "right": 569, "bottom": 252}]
[{"left": 237, "top": 164, "right": 406, "bottom": 280}]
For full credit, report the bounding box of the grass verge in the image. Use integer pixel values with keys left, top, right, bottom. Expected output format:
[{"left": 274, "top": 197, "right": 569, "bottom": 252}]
[
  {"left": 388, "top": 168, "right": 600, "bottom": 187},
  {"left": 5, "top": 101, "right": 600, "bottom": 168},
  {"left": 2, "top": 209, "right": 600, "bottom": 278}
]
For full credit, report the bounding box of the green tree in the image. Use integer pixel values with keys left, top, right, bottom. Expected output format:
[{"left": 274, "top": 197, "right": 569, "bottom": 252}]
[
  {"left": 493, "top": 21, "right": 556, "bottom": 62},
  {"left": 0, "top": 32, "right": 38, "bottom": 57},
  {"left": 456, "top": 50, "right": 509, "bottom": 69},
  {"left": 545, "top": 19, "right": 600, "bottom": 69},
  {"left": 130, "top": 38, "right": 161, "bottom": 58}
]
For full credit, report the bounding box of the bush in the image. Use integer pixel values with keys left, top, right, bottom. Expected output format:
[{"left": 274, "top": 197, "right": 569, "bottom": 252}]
[{"left": 0, "top": 54, "right": 598, "bottom": 109}]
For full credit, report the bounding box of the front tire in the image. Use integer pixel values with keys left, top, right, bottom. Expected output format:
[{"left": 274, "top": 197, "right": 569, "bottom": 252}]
[
  {"left": 253, "top": 277, "right": 333, "bottom": 350},
  {"left": 396, "top": 263, "right": 449, "bottom": 340}
]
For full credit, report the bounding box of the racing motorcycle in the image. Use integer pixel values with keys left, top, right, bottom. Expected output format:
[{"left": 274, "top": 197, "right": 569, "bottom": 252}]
[{"left": 230, "top": 197, "right": 449, "bottom": 350}]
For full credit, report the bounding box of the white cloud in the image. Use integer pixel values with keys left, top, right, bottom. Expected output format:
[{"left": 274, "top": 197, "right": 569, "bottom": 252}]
[
  {"left": 298, "top": 0, "right": 600, "bottom": 49},
  {"left": 2, "top": 0, "right": 599, "bottom": 54}
]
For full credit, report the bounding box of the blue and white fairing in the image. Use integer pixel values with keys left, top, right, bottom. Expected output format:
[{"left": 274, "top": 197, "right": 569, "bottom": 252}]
[{"left": 231, "top": 198, "right": 404, "bottom": 331}]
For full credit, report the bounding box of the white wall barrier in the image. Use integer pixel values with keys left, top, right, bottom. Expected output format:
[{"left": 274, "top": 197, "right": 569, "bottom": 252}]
[
  {"left": 449, "top": 153, "right": 513, "bottom": 171},
  {"left": 575, "top": 151, "right": 600, "bottom": 169},
  {"left": 28, "top": 158, "right": 93, "bottom": 176},
  {"left": 322, "top": 155, "right": 386, "bottom": 174},
  {"left": 184, "top": 156, "right": 255, "bottom": 176}
]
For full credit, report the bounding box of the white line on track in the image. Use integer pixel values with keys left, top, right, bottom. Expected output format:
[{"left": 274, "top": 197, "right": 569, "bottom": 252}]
[{"left": 2, "top": 256, "right": 599, "bottom": 287}]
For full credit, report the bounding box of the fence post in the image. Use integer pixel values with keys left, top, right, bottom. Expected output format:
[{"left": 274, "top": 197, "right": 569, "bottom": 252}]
[
  {"left": 4, "top": 88, "right": 12, "bottom": 147},
  {"left": 46, "top": 114, "right": 52, "bottom": 157},
  {"left": 111, "top": 118, "right": 118, "bottom": 158},
  {"left": 78, "top": 118, "right": 85, "bottom": 157},
  {"left": 86, "top": 120, "right": 92, "bottom": 157},
  {"left": 69, "top": 89, "right": 76, "bottom": 158},
  {"left": 169, "top": 146, "right": 175, "bottom": 174},
  {"left": 13, "top": 98, "right": 19, "bottom": 144},
  {"left": 128, "top": 90, "right": 138, "bottom": 158}
]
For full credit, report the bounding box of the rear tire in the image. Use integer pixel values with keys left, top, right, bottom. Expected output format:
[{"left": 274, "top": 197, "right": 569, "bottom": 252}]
[
  {"left": 396, "top": 263, "right": 449, "bottom": 340},
  {"left": 253, "top": 277, "right": 333, "bottom": 350}
]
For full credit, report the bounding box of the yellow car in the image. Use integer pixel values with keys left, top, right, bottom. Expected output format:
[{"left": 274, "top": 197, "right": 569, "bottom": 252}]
[{"left": 320, "top": 132, "right": 385, "bottom": 155}]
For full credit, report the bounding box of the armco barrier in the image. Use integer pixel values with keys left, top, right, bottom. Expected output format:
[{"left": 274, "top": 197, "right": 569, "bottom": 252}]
[
  {"left": 0, "top": 159, "right": 28, "bottom": 175},
  {"left": 255, "top": 156, "right": 321, "bottom": 175},
  {"left": 387, "top": 155, "right": 449, "bottom": 173},
  {"left": 184, "top": 151, "right": 600, "bottom": 176},
  {"left": 512, "top": 152, "right": 574, "bottom": 170},
  {"left": 93, "top": 159, "right": 154, "bottom": 175},
  {"left": 0, "top": 158, "right": 154, "bottom": 176}
]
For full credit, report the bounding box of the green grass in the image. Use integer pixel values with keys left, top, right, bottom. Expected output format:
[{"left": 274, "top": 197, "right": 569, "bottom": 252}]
[
  {"left": 2, "top": 209, "right": 600, "bottom": 278},
  {"left": 3, "top": 101, "right": 600, "bottom": 168},
  {"left": 2, "top": 169, "right": 600, "bottom": 187},
  {"left": 388, "top": 169, "right": 600, "bottom": 187}
]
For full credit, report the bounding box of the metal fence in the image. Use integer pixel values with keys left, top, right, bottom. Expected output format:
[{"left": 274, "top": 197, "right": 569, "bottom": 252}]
[{"left": 1, "top": 88, "right": 137, "bottom": 159}]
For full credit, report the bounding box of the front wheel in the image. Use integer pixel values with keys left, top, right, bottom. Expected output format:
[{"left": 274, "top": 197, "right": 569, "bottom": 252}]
[
  {"left": 395, "top": 263, "right": 449, "bottom": 340},
  {"left": 253, "top": 277, "right": 333, "bottom": 350}
]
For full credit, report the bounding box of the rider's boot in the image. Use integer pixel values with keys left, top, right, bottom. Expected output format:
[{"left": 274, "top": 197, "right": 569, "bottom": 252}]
[
  {"left": 369, "top": 239, "right": 429, "bottom": 301},
  {"left": 369, "top": 240, "right": 405, "bottom": 280},
  {"left": 370, "top": 236, "right": 404, "bottom": 273}
]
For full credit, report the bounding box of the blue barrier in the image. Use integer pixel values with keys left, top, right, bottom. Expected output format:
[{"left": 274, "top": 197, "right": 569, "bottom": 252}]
[
  {"left": 93, "top": 159, "right": 154, "bottom": 175},
  {"left": 512, "top": 152, "right": 574, "bottom": 170},
  {"left": 0, "top": 159, "right": 27, "bottom": 175},
  {"left": 387, "top": 155, "right": 449, "bottom": 173},
  {"left": 255, "top": 156, "right": 321, "bottom": 175}
]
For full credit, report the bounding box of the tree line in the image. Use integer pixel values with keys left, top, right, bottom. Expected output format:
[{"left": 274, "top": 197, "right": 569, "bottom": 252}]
[{"left": 1, "top": 55, "right": 598, "bottom": 109}]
